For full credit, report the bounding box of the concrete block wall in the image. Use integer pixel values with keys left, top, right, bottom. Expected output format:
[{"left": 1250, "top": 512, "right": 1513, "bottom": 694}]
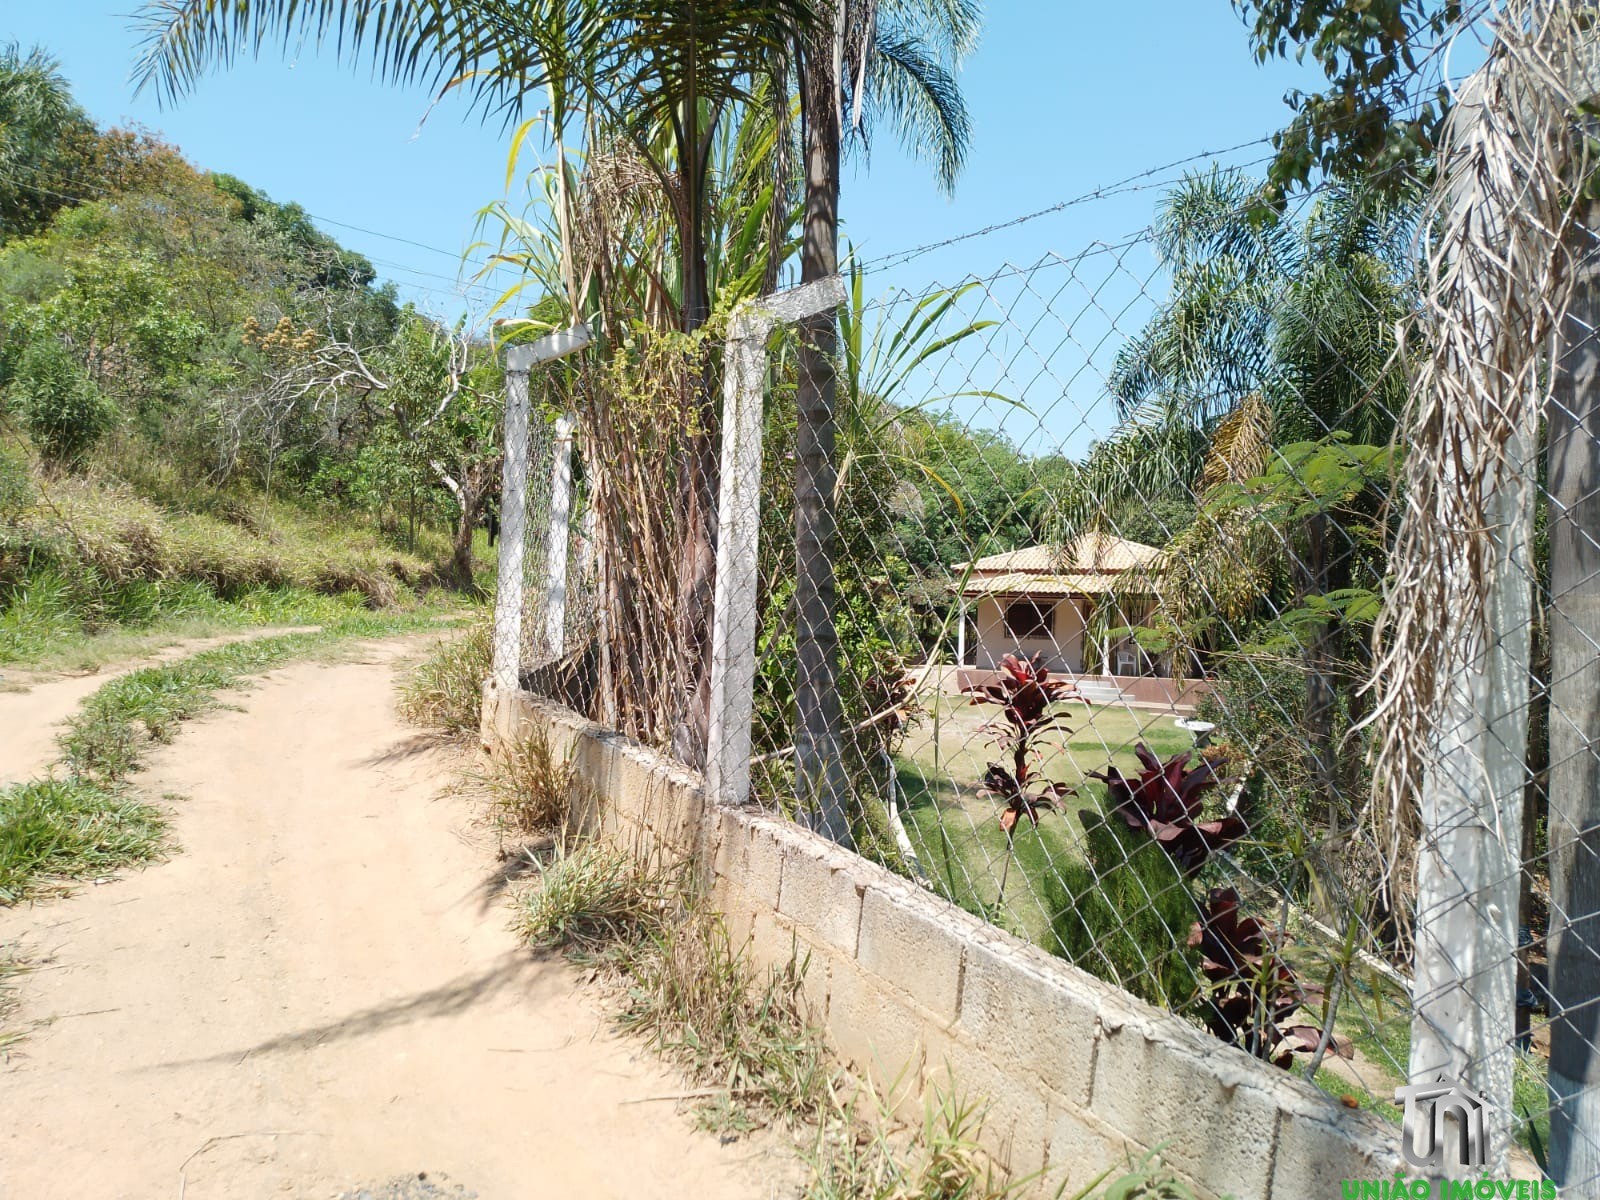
[{"left": 482, "top": 682, "right": 1401, "bottom": 1199}]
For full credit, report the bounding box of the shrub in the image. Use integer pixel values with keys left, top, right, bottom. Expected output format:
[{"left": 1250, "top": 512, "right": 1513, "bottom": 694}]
[
  {"left": 753, "top": 578, "right": 922, "bottom": 860},
  {"left": 398, "top": 616, "right": 492, "bottom": 737},
  {"left": 1045, "top": 797, "right": 1203, "bottom": 1011},
  {"left": 1189, "top": 886, "right": 1326, "bottom": 1067},
  {"left": 10, "top": 339, "right": 116, "bottom": 472}
]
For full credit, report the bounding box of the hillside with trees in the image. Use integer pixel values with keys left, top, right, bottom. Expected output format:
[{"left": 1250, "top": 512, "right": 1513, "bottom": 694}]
[{"left": 0, "top": 45, "right": 506, "bottom": 665}]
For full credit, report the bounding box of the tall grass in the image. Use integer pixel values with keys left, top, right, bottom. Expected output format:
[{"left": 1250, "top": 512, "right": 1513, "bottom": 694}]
[
  {"left": 0, "top": 468, "right": 454, "bottom": 668},
  {"left": 397, "top": 616, "right": 492, "bottom": 737},
  {"left": 517, "top": 837, "right": 1022, "bottom": 1185},
  {"left": 803, "top": 1087, "right": 1025, "bottom": 1200},
  {"left": 515, "top": 839, "right": 675, "bottom": 954},
  {"left": 620, "top": 908, "right": 834, "bottom": 1132},
  {"left": 516, "top": 838, "right": 832, "bottom": 1131},
  {"left": 485, "top": 728, "right": 575, "bottom": 837}
]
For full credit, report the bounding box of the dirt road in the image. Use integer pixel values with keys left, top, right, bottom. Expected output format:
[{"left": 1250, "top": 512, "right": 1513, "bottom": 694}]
[
  {"left": 0, "top": 639, "right": 791, "bottom": 1199},
  {"left": 0, "top": 627, "right": 319, "bottom": 789}
]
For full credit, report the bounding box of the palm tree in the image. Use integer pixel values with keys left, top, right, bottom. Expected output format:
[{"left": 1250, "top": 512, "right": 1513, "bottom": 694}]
[
  {"left": 135, "top": 0, "right": 814, "bottom": 753},
  {"left": 0, "top": 43, "right": 91, "bottom": 239},
  {"left": 788, "top": 0, "right": 980, "bottom": 843},
  {"left": 480, "top": 90, "right": 806, "bottom": 747},
  {"left": 1104, "top": 167, "right": 1416, "bottom": 828}
]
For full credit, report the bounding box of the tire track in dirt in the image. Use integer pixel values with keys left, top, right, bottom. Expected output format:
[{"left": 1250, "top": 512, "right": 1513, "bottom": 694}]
[{"left": 0, "top": 627, "right": 319, "bottom": 788}]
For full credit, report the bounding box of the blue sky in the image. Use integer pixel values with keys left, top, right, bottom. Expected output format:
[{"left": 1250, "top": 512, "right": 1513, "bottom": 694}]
[{"left": 5, "top": 3, "right": 1330, "bottom": 451}]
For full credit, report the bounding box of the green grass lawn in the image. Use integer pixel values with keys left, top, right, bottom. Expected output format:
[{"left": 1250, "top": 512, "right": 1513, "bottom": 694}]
[
  {"left": 892, "top": 695, "right": 1558, "bottom": 1160},
  {"left": 892, "top": 695, "right": 1198, "bottom": 943}
]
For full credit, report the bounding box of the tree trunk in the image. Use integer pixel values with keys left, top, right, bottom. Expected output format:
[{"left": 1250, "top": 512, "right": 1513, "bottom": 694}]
[
  {"left": 449, "top": 480, "right": 483, "bottom": 594},
  {"left": 669, "top": 118, "right": 721, "bottom": 768},
  {"left": 1547, "top": 203, "right": 1600, "bottom": 1190},
  {"left": 793, "top": 22, "right": 851, "bottom": 846}
]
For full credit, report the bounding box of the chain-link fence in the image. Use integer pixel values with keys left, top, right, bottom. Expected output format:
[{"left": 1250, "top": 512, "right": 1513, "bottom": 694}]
[
  {"left": 497, "top": 13, "right": 1600, "bottom": 1188},
  {"left": 737, "top": 177, "right": 1447, "bottom": 1146}
]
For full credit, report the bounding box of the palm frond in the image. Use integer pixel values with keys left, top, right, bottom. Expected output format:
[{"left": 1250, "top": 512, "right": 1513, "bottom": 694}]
[{"left": 864, "top": 28, "right": 970, "bottom": 192}]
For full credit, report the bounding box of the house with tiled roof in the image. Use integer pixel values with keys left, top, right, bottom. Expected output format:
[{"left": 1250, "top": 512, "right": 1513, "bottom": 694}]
[{"left": 952, "top": 533, "right": 1206, "bottom": 709}]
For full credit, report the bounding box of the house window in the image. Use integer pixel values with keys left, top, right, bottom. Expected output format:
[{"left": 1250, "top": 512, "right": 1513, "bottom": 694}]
[{"left": 1003, "top": 600, "right": 1054, "bottom": 639}]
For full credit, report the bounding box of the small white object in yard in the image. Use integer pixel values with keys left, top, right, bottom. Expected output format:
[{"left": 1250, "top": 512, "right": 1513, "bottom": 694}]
[{"left": 1174, "top": 718, "right": 1216, "bottom": 747}]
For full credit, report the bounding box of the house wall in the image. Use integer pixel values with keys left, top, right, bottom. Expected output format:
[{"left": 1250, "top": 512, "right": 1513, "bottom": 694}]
[
  {"left": 480, "top": 681, "right": 1402, "bottom": 1199},
  {"left": 952, "top": 669, "right": 1212, "bottom": 714},
  {"left": 973, "top": 595, "right": 1085, "bottom": 672}
]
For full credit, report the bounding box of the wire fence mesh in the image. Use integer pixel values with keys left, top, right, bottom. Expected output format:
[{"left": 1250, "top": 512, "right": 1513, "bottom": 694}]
[
  {"left": 503, "top": 135, "right": 1599, "bottom": 1186},
  {"left": 739, "top": 173, "right": 1437, "bottom": 1126}
]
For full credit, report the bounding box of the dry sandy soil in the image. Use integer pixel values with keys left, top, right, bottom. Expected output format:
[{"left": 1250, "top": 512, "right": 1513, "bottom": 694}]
[
  {"left": 0, "top": 627, "right": 319, "bottom": 789},
  {"left": 0, "top": 637, "right": 796, "bottom": 1199}
]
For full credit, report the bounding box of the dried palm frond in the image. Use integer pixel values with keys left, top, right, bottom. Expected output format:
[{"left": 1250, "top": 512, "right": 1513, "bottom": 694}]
[{"left": 1362, "top": 0, "right": 1596, "bottom": 893}]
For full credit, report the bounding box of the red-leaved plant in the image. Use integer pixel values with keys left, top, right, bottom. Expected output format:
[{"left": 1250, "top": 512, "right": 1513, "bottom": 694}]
[
  {"left": 966, "top": 653, "right": 1079, "bottom": 905},
  {"left": 1088, "top": 743, "right": 1248, "bottom": 873},
  {"left": 965, "top": 652, "right": 1079, "bottom": 788},
  {"left": 1188, "top": 887, "right": 1340, "bottom": 1068}
]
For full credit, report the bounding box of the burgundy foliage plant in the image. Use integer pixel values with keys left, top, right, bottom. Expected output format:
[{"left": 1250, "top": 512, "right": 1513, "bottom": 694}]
[
  {"left": 965, "top": 652, "right": 1079, "bottom": 834},
  {"left": 1188, "top": 887, "right": 1342, "bottom": 1068},
  {"left": 1089, "top": 742, "right": 1248, "bottom": 873}
]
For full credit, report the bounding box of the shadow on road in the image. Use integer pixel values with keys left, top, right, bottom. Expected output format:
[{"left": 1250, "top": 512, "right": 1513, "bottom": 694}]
[{"left": 144, "top": 952, "right": 554, "bottom": 1069}]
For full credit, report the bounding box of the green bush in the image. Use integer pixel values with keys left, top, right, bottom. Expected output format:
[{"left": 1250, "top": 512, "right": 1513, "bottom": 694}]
[
  {"left": 1045, "top": 796, "right": 1203, "bottom": 1011},
  {"left": 752, "top": 577, "right": 918, "bottom": 868},
  {"left": 1193, "top": 654, "right": 1373, "bottom": 885},
  {"left": 10, "top": 339, "right": 117, "bottom": 471}
]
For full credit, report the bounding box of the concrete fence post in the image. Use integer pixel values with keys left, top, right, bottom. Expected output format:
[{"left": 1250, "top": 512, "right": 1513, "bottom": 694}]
[
  {"left": 490, "top": 326, "right": 591, "bottom": 695},
  {"left": 704, "top": 277, "right": 845, "bottom": 809},
  {"left": 542, "top": 412, "right": 576, "bottom": 660},
  {"left": 1405, "top": 70, "right": 1535, "bottom": 1176}
]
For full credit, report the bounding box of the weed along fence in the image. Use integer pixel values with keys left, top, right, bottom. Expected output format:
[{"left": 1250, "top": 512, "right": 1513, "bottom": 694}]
[
  {"left": 483, "top": 14, "right": 1600, "bottom": 1196},
  {"left": 480, "top": 690, "right": 1402, "bottom": 1197}
]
